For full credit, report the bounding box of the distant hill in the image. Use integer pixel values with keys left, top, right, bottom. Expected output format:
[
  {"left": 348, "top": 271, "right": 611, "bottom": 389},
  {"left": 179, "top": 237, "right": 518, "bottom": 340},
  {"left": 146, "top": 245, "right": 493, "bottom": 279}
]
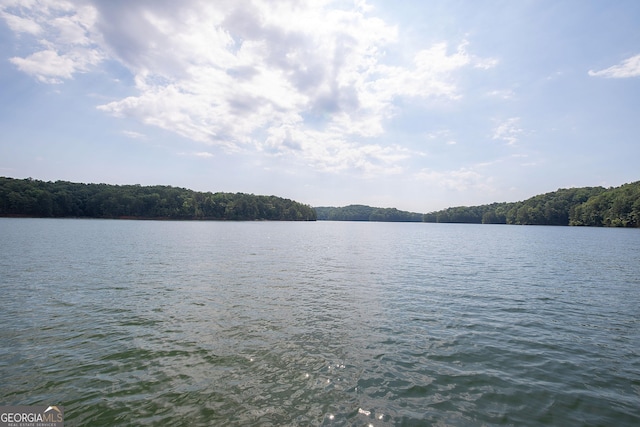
[
  {"left": 0, "top": 177, "right": 316, "bottom": 221},
  {"left": 315, "top": 181, "right": 639, "bottom": 227},
  {"left": 315, "top": 204, "right": 423, "bottom": 222},
  {"left": 3, "top": 176, "right": 638, "bottom": 226},
  {"left": 423, "top": 181, "right": 640, "bottom": 227}
]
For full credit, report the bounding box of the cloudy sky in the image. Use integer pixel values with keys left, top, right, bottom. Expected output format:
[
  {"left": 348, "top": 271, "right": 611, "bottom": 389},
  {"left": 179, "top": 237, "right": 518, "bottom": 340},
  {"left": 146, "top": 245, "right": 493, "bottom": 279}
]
[{"left": 1, "top": 0, "right": 639, "bottom": 212}]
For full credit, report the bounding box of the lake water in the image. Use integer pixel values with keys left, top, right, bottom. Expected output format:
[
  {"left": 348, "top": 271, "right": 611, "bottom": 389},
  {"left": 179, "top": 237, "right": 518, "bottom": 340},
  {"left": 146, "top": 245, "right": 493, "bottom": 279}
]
[{"left": 0, "top": 218, "right": 638, "bottom": 426}]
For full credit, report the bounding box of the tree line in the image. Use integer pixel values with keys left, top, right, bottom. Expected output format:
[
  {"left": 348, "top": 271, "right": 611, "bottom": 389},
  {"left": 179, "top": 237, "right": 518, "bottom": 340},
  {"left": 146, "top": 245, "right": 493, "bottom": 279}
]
[
  {"left": 423, "top": 181, "right": 640, "bottom": 227},
  {"left": 0, "top": 177, "right": 317, "bottom": 221},
  {"left": 315, "top": 181, "right": 639, "bottom": 227},
  {"left": 3, "top": 177, "right": 638, "bottom": 226},
  {"left": 315, "top": 204, "right": 423, "bottom": 222}
]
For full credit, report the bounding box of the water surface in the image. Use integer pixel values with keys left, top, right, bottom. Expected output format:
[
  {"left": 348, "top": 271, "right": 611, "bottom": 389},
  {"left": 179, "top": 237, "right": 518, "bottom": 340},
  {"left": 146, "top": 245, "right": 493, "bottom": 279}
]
[{"left": 0, "top": 218, "right": 638, "bottom": 426}]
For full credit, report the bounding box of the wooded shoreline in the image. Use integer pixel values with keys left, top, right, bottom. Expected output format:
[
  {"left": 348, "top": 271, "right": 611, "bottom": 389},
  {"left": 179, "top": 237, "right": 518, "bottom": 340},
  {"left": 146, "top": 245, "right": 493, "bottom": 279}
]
[
  {"left": 0, "top": 177, "right": 317, "bottom": 221},
  {"left": 1, "top": 177, "right": 638, "bottom": 227}
]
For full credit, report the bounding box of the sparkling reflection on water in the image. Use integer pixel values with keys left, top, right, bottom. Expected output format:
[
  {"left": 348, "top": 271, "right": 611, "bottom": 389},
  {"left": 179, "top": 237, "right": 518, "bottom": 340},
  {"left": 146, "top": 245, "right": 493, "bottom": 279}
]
[{"left": 0, "top": 219, "right": 639, "bottom": 426}]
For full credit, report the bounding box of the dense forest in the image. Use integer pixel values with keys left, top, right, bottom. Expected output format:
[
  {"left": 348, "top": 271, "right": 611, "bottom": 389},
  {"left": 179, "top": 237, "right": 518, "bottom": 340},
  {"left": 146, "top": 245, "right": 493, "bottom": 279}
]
[
  {"left": 423, "top": 181, "right": 640, "bottom": 227},
  {"left": 2, "top": 177, "right": 638, "bottom": 226},
  {"left": 0, "top": 177, "right": 316, "bottom": 221},
  {"left": 316, "top": 181, "right": 639, "bottom": 227},
  {"left": 315, "top": 204, "right": 423, "bottom": 222}
]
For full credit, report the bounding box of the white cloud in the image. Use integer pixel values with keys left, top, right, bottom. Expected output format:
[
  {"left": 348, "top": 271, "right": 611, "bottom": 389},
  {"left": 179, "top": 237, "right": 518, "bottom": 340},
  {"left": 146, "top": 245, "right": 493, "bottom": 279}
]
[
  {"left": 588, "top": 54, "right": 640, "bottom": 78},
  {"left": 486, "top": 89, "right": 515, "bottom": 100},
  {"left": 122, "top": 130, "right": 146, "bottom": 140},
  {"left": 425, "top": 129, "right": 457, "bottom": 146},
  {"left": 194, "top": 152, "right": 214, "bottom": 158},
  {"left": 473, "top": 57, "right": 499, "bottom": 70},
  {"left": 0, "top": 10, "right": 42, "bottom": 34},
  {"left": 2, "top": 0, "right": 494, "bottom": 174},
  {"left": 492, "top": 117, "right": 522, "bottom": 146},
  {"left": 372, "top": 41, "right": 491, "bottom": 102},
  {"left": 414, "top": 167, "right": 494, "bottom": 192},
  {"left": 261, "top": 124, "right": 410, "bottom": 175},
  {"left": 1, "top": 0, "right": 102, "bottom": 83},
  {"left": 177, "top": 151, "right": 214, "bottom": 158},
  {"left": 10, "top": 48, "right": 100, "bottom": 83}
]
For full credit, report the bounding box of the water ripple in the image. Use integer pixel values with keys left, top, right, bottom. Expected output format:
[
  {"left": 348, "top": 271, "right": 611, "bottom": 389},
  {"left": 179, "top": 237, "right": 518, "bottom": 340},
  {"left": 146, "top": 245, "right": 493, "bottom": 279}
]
[{"left": 1, "top": 220, "right": 639, "bottom": 426}]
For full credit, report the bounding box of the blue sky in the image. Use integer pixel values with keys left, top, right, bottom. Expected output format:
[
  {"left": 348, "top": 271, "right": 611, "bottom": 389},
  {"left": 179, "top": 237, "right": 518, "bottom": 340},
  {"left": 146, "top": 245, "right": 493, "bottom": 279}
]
[{"left": 1, "top": 0, "right": 639, "bottom": 212}]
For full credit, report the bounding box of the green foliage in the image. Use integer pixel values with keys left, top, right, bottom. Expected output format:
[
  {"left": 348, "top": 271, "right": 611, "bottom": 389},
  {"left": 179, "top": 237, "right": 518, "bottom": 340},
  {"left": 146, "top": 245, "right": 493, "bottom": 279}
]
[
  {"left": 0, "top": 177, "right": 316, "bottom": 221},
  {"left": 422, "top": 202, "right": 512, "bottom": 224},
  {"left": 569, "top": 181, "right": 640, "bottom": 227},
  {"left": 4, "top": 177, "right": 637, "bottom": 227},
  {"left": 504, "top": 187, "right": 606, "bottom": 225},
  {"left": 423, "top": 182, "right": 640, "bottom": 228},
  {"left": 315, "top": 204, "right": 423, "bottom": 222}
]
